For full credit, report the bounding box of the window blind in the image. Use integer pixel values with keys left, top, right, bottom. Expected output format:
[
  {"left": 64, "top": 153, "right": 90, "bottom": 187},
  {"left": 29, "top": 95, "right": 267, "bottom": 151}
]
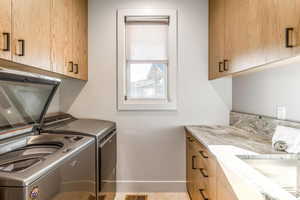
[{"left": 125, "top": 19, "right": 169, "bottom": 61}]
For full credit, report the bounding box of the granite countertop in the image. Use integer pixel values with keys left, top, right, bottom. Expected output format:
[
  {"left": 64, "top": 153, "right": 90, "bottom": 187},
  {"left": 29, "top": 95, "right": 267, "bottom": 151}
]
[
  {"left": 185, "top": 125, "right": 280, "bottom": 154},
  {"left": 185, "top": 125, "right": 297, "bottom": 200}
]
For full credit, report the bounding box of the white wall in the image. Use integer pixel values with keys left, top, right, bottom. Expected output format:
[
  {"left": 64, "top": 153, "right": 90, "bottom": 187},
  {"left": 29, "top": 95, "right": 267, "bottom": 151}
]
[
  {"left": 233, "top": 61, "right": 300, "bottom": 121},
  {"left": 60, "top": 0, "right": 232, "bottom": 192}
]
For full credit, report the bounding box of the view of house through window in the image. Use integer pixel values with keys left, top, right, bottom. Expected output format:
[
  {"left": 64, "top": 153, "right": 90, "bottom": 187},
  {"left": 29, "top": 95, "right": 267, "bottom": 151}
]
[
  {"left": 125, "top": 17, "right": 169, "bottom": 100},
  {"left": 127, "top": 63, "right": 167, "bottom": 99}
]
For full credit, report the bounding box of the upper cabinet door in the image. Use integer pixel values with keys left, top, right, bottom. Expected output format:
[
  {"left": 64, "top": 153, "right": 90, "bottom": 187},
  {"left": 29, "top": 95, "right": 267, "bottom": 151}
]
[
  {"left": 223, "top": 0, "right": 300, "bottom": 74},
  {"left": 72, "top": 0, "right": 88, "bottom": 81},
  {"left": 224, "top": 0, "right": 266, "bottom": 73},
  {"left": 209, "top": 0, "right": 300, "bottom": 80},
  {"left": 224, "top": 0, "right": 248, "bottom": 73},
  {"left": 0, "top": 0, "right": 12, "bottom": 60},
  {"left": 12, "top": 0, "right": 51, "bottom": 71},
  {"left": 295, "top": 0, "right": 300, "bottom": 56},
  {"left": 262, "top": 0, "right": 298, "bottom": 63},
  {"left": 209, "top": 0, "right": 226, "bottom": 80},
  {"left": 51, "top": 0, "right": 73, "bottom": 76}
]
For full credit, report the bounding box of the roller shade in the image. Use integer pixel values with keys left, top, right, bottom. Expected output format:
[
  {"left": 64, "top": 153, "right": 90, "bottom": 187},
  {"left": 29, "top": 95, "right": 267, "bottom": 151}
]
[{"left": 126, "top": 17, "right": 169, "bottom": 61}]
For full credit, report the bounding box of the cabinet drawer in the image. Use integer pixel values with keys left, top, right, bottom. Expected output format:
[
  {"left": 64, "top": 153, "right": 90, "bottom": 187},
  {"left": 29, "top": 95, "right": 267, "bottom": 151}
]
[
  {"left": 187, "top": 133, "right": 212, "bottom": 164},
  {"left": 186, "top": 132, "right": 218, "bottom": 200},
  {"left": 194, "top": 180, "right": 210, "bottom": 200}
]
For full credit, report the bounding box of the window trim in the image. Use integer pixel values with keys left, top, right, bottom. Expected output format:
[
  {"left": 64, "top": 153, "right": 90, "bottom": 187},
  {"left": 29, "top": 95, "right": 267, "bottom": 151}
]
[{"left": 117, "top": 9, "right": 178, "bottom": 111}]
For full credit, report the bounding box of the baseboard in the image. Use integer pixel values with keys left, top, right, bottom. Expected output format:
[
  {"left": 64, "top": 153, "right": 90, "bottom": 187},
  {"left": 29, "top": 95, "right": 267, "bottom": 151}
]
[{"left": 116, "top": 180, "right": 186, "bottom": 192}]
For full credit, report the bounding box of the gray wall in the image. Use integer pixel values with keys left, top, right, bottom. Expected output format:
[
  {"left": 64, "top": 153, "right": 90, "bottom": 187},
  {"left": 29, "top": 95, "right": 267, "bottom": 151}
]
[
  {"left": 47, "top": 88, "right": 60, "bottom": 113},
  {"left": 233, "top": 61, "right": 300, "bottom": 121},
  {"left": 60, "top": 0, "right": 232, "bottom": 192}
]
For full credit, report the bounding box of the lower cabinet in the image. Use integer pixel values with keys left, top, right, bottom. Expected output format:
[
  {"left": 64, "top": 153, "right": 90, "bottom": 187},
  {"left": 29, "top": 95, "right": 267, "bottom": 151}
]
[
  {"left": 186, "top": 132, "right": 237, "bottom": 200},
  {"left": 216, "top": 165, "right": 238, "bottom": 200}
]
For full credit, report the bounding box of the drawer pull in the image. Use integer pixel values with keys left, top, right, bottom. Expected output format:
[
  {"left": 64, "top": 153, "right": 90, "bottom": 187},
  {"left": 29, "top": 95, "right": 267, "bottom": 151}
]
[
  {"left": 286, "top": 27, "right": 295, "bottom": 48},
  {"left": 2, "top": 32, "right": 10, "bottom": 51},
  {"left": 16, "top": 39, "right": 25, "bottom": 56},
  {"left": 192, "top": 155, "right": 197, "bottom": 170},
  {"left": 68, "top": 61, "right": 74, "bottom": 72},
  {"left": 199, "top": 189, "right": 209, "bottom": 200},
  {"left": 224, "top": 59, "right": 229, "bottom": 71},
  {"left": 187, "top": 137, "right": 194, "bottom": 143},
  {"left": 218, "top": 61, "right": 224, "bottom": 72},
  {"left": 199, "top": 168, "right": 209, "bottom": 178},
  {"left": 199, "top": 151, "right": 209, "bottom": 159},
  {"left": 74, "top": 63, "right": 79, "bottom": 74}
]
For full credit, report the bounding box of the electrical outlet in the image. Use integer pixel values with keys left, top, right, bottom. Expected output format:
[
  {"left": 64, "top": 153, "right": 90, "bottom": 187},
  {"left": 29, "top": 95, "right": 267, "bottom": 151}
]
[{"left": 277, "top": 106, "right": 286, "bottom": 120}]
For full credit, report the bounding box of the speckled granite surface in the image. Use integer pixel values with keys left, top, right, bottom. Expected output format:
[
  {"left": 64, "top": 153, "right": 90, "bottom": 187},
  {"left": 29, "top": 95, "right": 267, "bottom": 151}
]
[
  {"left": 184, "top": 111, "right": 300, "bottom": 200},
  {"left": 185, "top": 125, "right": 278, "bottom": 154},
  {"left": 184, "top": 125, "right": 297, "bottom": 200},
  {"left": 230, "top": 112, "right": 300, "bottom": 139}
]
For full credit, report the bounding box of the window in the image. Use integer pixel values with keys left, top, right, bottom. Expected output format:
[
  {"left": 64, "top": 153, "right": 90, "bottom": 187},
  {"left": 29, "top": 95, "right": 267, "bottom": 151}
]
[{"left": 117, "top": 10, "right": 178, "bottom": 110}]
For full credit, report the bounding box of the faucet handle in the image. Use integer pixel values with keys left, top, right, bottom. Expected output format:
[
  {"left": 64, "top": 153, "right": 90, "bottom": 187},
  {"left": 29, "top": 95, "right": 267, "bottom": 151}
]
[{"left": 273, "top": 140, "right": 288, "bottom": 152}]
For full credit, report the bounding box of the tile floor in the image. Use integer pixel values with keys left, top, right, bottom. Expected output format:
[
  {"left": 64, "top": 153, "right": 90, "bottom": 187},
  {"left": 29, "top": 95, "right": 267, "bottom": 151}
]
[{"left": 115, "top": 193, "right": 190, "bottom": 200}]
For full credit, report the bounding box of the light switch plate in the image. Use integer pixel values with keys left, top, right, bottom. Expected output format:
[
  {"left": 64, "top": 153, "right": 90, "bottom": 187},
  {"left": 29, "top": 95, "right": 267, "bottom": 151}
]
[{"left": 277, "top": 106, "right": 286, "bottom": 120}]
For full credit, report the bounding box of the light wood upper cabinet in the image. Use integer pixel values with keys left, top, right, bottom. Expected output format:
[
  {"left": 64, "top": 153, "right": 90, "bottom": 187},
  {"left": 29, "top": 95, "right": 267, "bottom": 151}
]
[
  {"left": 12, "top": 0, "right": 51, "bottom": 71},
  {"left": 262, "top": 0, "right": 297, "bottom": 63},
  {"left": 293, "top": 0, "right": 300, "bottom": 55},
  {"left": 0, "top": 0, "right": 88, "bottom": 80},
  {"left": 51, "top": 0, "right": 88, "bottom": 80},
  {"left": 277, "top": 0, "right": 300, "bottom": 58},
  {"left": 224, "top": 0, "right": 249, "bottom": 73},
  {"left": 209, "top": 0, "right": 226, "bottom": 79},
  {"left": 209, "top": 0, "right": 300, "bottom": 80},
  {"left": 51, "top": 0, "right": 73, "bottom": 76},
  {"left": 224, "top": 0, "right": 266, "bottom": 73},
  {"left": 0, "top": 0, "right": 12, "bottom": 61},
  {"left": 72, "top": 0, "right": 88, "bottom": 81},
  {"left": 295, "top": 0, "right": 300, "bottom": 56}
]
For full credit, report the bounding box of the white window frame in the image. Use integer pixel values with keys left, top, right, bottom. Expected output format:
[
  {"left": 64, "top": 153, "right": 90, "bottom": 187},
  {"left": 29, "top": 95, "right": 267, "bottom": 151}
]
[{"left": 117, "top": 9, "right": 178, "bottom": 111}]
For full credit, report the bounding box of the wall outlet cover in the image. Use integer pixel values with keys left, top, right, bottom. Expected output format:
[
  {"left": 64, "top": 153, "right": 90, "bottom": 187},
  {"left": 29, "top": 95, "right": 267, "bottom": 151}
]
[{"left": 277, "top": 106, "right": 286, "bottom": 120}]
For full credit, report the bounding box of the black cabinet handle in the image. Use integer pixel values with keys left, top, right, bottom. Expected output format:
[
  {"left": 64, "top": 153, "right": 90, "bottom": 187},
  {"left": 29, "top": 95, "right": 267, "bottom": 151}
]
[
  {"left": 16, "top": 39, "right": 25, "bottom": 56},
  {"left": 187, "top": 137, "right": 194, "bottom": 143},
  {"left": 224, "top": 59, "right": 229, "bottom": 71},
  {"left": 69, "top": 61, "right": 74, "bottom": 72},
  {"left": 218, "top": 61, "right": 224, "bottom": 72},
  {"left": 199, "top": 168, "right": 209, "bottom": 178},
  {"left": 286, "top": 27, "right": 295, "bottom": 48},
  {"left": 199, "top": 189, "right": 209, "bottom": 200},
  {"left": 2, "top": 33, "right": 10, "bottom": 51},
  {"left": 192, "top": 155, "right": 197, "bottom": 170},
  {"left": 199, "top": 151, "right": 209, "bottom": 159},
  {"left": 74, "top": 64, "right": 79, "bottom": 74}
]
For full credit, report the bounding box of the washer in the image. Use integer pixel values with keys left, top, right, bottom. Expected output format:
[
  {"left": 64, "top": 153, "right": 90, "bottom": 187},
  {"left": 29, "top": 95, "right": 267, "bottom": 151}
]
[
  {"left": 0, "top": 133, "right": 96, "bottom": 200},
  {"left": 41, "top": 114, "right": 117, "bottom": 200},
  {"left": 0, "top": 69, "right": 96, "bottom": 200}
]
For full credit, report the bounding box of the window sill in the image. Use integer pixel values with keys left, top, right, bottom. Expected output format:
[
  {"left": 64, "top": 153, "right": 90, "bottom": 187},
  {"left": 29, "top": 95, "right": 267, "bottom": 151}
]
[{"left": 118, "top": 101, "right": 177, "bottom": 111}]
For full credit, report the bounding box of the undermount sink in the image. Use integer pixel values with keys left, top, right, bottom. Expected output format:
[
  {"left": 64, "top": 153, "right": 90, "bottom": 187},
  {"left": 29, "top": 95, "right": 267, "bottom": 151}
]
[{"left": 238, "top": 154, "right": 300, "bottom": 198}]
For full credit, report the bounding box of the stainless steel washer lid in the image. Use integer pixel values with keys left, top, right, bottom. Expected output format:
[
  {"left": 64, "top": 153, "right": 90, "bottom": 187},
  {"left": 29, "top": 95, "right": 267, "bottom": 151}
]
[
  {"left": 0, "top": 134, "right": 94, "bottom": 187},
  {"left": 48, "top": 119, "right": 116, "bottom": 140}
]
